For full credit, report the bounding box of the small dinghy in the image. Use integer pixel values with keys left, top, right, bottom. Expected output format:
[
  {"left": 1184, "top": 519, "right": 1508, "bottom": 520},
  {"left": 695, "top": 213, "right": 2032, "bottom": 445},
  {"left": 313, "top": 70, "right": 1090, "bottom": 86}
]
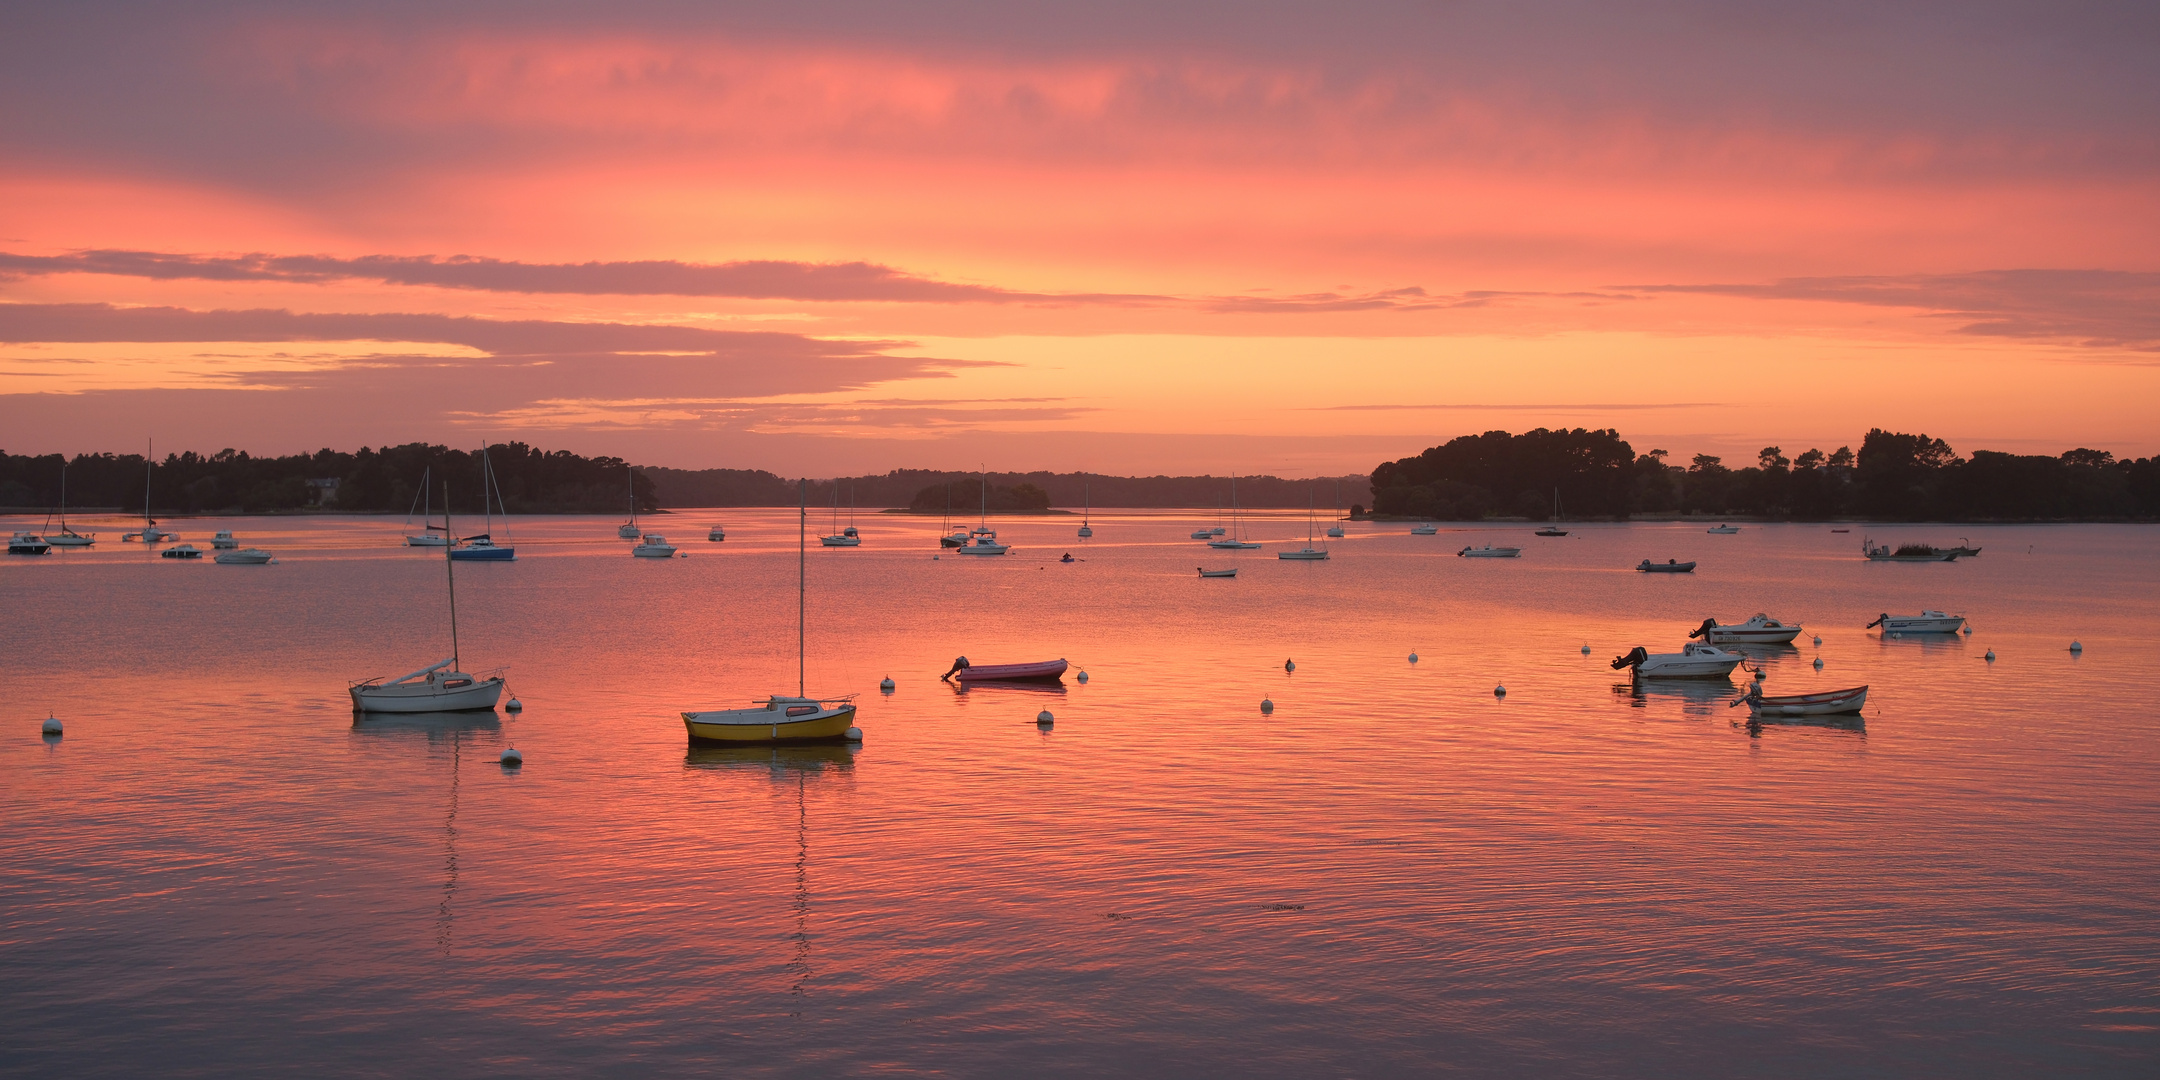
[
  {"left": 942, "top": 657, "right": 1069, "bottom": 683},
  {"left": 1198, "top": 566, "right": 1238, "bottom": 578},
  {"left": 215, "top": 548, "right": 274, "bottom": 565},
  {"left": 1611, "top": 643, "right": 1744, "bottom": 679},
  {"left": 1707, "top": 524, "right": 1741, "bottom": 534},
  {"left": 1866, "top": 610, "right": 1965, "bottom": 634},
  {"left": 1730, "top": 683, "right": 1867, "bottom": 717},
  {"left": 1637, "top": 559, "right": 1695, "bottom": 573},
  {"left": 1410, "top": 523, "right": 1439, "bottom": 535},
  {"left": 1458, "top": 545, "right": 1521, "bottom": 558},
  {"left": 1689, "top": 613, "right": 1802, "bottom": 645}
]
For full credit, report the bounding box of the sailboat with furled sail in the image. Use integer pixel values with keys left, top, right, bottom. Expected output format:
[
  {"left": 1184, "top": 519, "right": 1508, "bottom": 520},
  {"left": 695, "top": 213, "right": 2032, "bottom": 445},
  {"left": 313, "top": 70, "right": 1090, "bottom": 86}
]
[
  {"left": 352, "top": 484, "right": 507, "bottom": 712},
  {"left": 45, "top": 461, "right": 95, "bottom": 547},
  {"left": 681, "top": 479, "right": 862, "bottom": 744},
  {"left": 123, "top": 439, "right": 177, "bottom": 543}
]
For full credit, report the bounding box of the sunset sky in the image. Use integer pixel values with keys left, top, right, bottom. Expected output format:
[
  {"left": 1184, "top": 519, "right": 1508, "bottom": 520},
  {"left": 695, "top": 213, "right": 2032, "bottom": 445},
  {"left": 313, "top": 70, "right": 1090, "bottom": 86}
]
[{"left": 3, "top": 1, "right": 2155, "bottom": 477}]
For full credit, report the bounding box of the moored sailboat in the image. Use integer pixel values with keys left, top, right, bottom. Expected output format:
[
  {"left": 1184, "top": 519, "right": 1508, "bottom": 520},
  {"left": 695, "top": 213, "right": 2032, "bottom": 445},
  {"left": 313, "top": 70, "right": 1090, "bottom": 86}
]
[
  {"left": 353, "top": 484, "right": 506, "bottom": 713},
  {"left": 45, "top": 462, "right": 94, "bottom": 547},
  {"left": 449, "top": 445, "right": 515, "bottom": 561}
]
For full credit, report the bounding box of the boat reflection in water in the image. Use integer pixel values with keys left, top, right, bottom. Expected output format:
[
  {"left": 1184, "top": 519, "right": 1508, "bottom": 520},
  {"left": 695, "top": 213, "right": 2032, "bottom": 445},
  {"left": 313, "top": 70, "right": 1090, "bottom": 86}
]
[
  {"left": 684, "top": 744, "right": 855, "bottom": 1010},
  {"left": 1611, "top": 678, "right": 1735, "bottom": 715},
  {"left": 347, "top": 713, "right": 504, "bottom": 954},
  {"left": 947, "top": 678, "right": 1068, "bottom": 696},
  {"left": 1739, "top": 713, "right": 1867, "bottom": 738}
]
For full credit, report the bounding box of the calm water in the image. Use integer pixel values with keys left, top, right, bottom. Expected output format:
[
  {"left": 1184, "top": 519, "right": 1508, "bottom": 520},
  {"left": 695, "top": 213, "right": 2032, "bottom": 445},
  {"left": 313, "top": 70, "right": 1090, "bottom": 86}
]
[{"left": 4, "top": 511, "right": 2157, "bottom": 1077}]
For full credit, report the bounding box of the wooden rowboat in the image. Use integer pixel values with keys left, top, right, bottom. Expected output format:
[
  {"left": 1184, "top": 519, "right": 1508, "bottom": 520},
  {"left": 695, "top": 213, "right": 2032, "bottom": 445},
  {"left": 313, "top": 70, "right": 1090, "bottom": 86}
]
[
  {"left": 1199, "top": 567, "right": 1238, "bottom": 577},
  {"left": 1731, "top": 685, "right": 1868, "bottom": 717},
  {"left": 942, "top": 657, "right": 1069, "bottom": 683}
]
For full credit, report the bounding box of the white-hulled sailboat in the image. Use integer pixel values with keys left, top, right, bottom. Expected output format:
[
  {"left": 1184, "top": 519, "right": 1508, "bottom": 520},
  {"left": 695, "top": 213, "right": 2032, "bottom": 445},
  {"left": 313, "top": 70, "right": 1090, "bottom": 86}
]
[
  {"left": 1208, "top": 475, "right": 1262, "bottom": 549},
  {"left": 352, "top": 484, "right": 506, "bottom": 713},
  {"left": 403, "top": 467, "right": 450, "bottom": 546},
  {"left": 123, "top": 439, "right": 178, "bottom": 543},
  {"left": 618, "top": 465, "right": 642, "bottom": 538},
  {"left": 45, "top": 461, "right": 95, "bottom": 547},
  {"left": 682, "top": 479, "right": 860, "bottom": 743},
  {"left": 957, "top": 476, "right": 1010, "bottom": 554},
  {"left": 1278, "top": 487, "right": 1330, "bottom": 560},
  {"left": 1077, "top": 481, "right": 1093, "bottom": 538}
]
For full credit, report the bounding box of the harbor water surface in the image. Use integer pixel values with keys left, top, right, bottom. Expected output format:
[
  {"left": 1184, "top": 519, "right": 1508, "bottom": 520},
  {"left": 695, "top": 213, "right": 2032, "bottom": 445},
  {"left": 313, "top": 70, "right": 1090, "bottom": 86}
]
[{"left": 3, "top": 514, "right": 2156, "bottom": 1077}]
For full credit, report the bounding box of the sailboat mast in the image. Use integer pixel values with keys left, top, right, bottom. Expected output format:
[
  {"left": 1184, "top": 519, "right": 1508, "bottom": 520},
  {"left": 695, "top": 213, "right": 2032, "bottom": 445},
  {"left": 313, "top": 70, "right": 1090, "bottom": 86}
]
[
  {"left": 144, "top": 438, "right": 153, "bottom": 527},
  {"left": 444, "top": 482, "right": 460, "bottom": 670},
  {"left": 798, "top": 477, "right": 807, "bottom": 698}
]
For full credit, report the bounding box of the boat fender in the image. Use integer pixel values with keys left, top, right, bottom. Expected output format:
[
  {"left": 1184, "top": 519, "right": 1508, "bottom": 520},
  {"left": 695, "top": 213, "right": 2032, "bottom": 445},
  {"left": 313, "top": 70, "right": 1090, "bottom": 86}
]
[
  {"left": 1037, "top": 710, "right": 1054, "bottom": 726},
  {"left": 1610, "top": 646, "right": 1649, "bottom": 671},
  {"left": 500, "top": 747, "right": 522, "bottom": 766},
  {"left": 940, "top": 656, "right": 970, "bottom": 681},
  {"left": 1260, "top": 697, "right": 1274, "bottom": 714},
  {"left": 846, "top": 726, "right": 864, "bottom": 741},
  {"left": 880, "top": 677, "right": 896, "bottom": 692},
  {"left": 42, "top": 714, "right": 61, "bottom": 736}
]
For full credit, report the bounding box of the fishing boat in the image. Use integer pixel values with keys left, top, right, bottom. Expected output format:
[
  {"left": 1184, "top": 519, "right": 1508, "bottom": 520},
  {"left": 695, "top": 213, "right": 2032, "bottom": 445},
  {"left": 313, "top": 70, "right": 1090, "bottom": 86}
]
[
  {"left": 8, "top": 531, "right": 50, "bottom": 555},
  {"left": 403, "top": 467, "right": 450, "bottom": 546},
  {"left": 618, "top": 466, "right": 642, "bottom": 538},
  {"left": 1861, "top": 538, "right": 1958, "bottom": 562},
  {"left": 211, "top": 530, "right": 240, "bottom": 549},
  {"left": 1208, "top": 476, "right": 1263, "bottom": 548},
  {"left": 1865, "top": 610, "right": 1965, "bottom": 634},
  {"left": 1731, "top": 684, "right": 1868, "bottom": 717},
  {"left": 942, "top": 657, "right": 1069, "bottom": 683},
  {"left": 1458, "top": 545, "right": 1521, "bottom": 558},
  {"left": 123, "top": 439, "right": 178, "bottom": 543},
  {"left": 632, "top": 534, "right": 678, "bottom": 558},
  {"left": 44, "top": 462, "right": 94, "bottom": 547},
  {"left": 160, "top": 543, "right": 204, "bottom": 559},
  {"left": 215, "top": 548, "right": 274, "bottom": 565},
  {"left": 1689, "top": 613, "right": 1803, "bottom": 645},
  {"left": 708, "top": 525, "right": 726, "bottom": 542},
  {"left": 1077, "top": 481, "right": 1093, "bottom": 538},
  {"left": 1278, "top": 488, "right": 1329, "bottom": 560},
  {"left": 681, "top": 479, "right": 858, "bottom": 745},
  {"left": 1611, "top": 642, "right": 1745, "bottom": 679},
  {"left": 449, "top": 446, "right": 515, "bottom": 561},
  {"left": 1707, "top": 524, "right": 1741, "bottom": 534},
  {"left": 1410, "top": 523, "right": 1439, "bottom": 535},
  {"left": 1190, "top": 527, "right": 1215, "bottom": 539},
  {"left": 1198, "top": 567, "right": 1238, "bottom": 578},
  {"left": 1637, "top": 559, "right": 1696, "bottom": 573},
  {"left": 353, "top": 484, "right": 507, "bottom": 713},
  {"left": 819, "top": 485, "right": 862, "bottom": 546},
  {"left": 1535, "top": 488, "right": 1567, "bottom": 536},
  {"left": 956, "top": 477, "right": 1010, "bottom": 554},
  {"left": 1946, "top": 538, "right": 1982, "bottom": 557}
]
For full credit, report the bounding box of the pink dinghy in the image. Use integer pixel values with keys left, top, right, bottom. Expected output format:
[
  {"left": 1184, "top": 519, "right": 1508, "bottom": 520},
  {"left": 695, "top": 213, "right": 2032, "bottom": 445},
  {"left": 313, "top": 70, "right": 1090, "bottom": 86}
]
[
  {"left": 1731, "top": 684, "right": 1868, "bottom": 717},
  {"left": 942, "top": 656, "right": 1069, "bottom": 683}
]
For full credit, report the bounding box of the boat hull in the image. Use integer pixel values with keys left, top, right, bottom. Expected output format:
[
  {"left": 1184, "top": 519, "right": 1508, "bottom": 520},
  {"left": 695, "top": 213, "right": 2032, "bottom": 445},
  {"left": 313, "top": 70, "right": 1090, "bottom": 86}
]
[
  {"left": 683, "top": 703, "right": 856, "bottom": 744},
  {"left": 1635, "top": 659, "right": 1742, "bottom": 678},
  {"left": 955, "top": 659, "right": 1068, "bottom": 683},
  {"left": 1459, "top": 547, "right": 1521, "bottom": 558},
  {"left": 1208, "top": 540, "right": 1261, "bottom": 549},
  {"left": 351, "top": 676, "right": 505, "bottom": 713},
  {"left": 7, "top": 540, "right": 50, "bottom": 555},
  {"left": 1878, "top": 616, "right": 1965, "bottom": 634},
  {"left": 632, "top": 546, "right": 677, "bottom": 558},
  {"left": 215, "top": 549, "right": 273, "bottom": 564},
  {"left": 1744, "top": 686, "right": 1867, "bottom": 716},
  {"left": 45, "top": 535, "right": 94, "bottom": 547},
  {"left": 405, "top": 535, "right": 450, "bottom": 547},
  {"left": 1638, "top": 561, "right": 1696, "bottom": 573},
  {"left": 1278, "top": 549, "right": 1329, "bottom": 560},
  {"left": 1706, "top": 628, "right": 1802, "bottom": 644},
  {"left": 820, "top": 536, "right": 861, "bottom": 547},
  {"left": 1198, "top": 568, "right": 1238, "bottom": 577},
  {"left": 449, "top": 546, "right": 515, "bottom": 561},
  {"left": 957, "top": 543, "right": 1009, "bottom": 554}
]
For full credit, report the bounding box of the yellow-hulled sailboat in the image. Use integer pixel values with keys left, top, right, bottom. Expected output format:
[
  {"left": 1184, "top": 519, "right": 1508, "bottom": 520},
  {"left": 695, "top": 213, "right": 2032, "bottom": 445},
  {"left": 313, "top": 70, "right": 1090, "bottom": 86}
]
[{"left": 681, "top": 478, "right": 860, "bottom": 745}]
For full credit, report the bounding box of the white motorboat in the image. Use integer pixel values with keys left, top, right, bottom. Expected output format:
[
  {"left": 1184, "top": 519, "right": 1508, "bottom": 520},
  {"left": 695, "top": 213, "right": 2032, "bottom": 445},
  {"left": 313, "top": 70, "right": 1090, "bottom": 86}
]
[
  {"left": 8, "top": 531, "right": 50, "bottom": 555},
  {"left": 44, "top": 462, "right": 95, "bottom": 546},
  {"left": 1458, "top": 545, "right": 1521, "bottom": 558},
  {"left": 1611, "top": 642, "right": 1745, "bottom": 679},
  {"left": 160, "top": 543, "right": 204, "bottom": 559},
  {"left": 1707, "top": 524, "right": 1741, "bottom": 534},
  {"left": 215, "top": 548, "right": 274, "bottom": 565},
  {"left": 404, "top": 467, "right": 451, "bottom": 546},
  {"left": 1210, "top": 527, "right": 1226, "bottom": 536},
  {"left": 956, "top": 476, "right": 1010, "bottom": 554},
  {"left": 211, "top": 530, "right": 240, "bottom": 549},
  {"left": 1689, "top": 613, "right": 1803, "bottom": 645},
  {"left": 632, "top": 534, "right": 679, "bottom": 558},
  {"left": 707, "top": 525, "right": 726, "bottom": 542},
  {"left": 353, "top": 483, "right": 506, "bottom": 713},
  {"left": 1410, "top": 523, "right": 1439, "bottom": 535},
  {"left": 1077, "top": 481, "right": 1093, "bottom": 538},
  {"left": 1866, "top": 610, "right": 1965, "bottom": 634},
  {"left": 1190, "top": 528, "right": 1215, "bottom": 539},
  {"left": 679, "top": 478, "right": 858, "bottom": 745}
]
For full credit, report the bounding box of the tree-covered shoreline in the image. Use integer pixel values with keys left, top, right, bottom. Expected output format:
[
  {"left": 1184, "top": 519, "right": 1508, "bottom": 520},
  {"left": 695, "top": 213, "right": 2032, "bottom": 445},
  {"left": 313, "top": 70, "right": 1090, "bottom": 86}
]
[{"left": 1369, "top": 428, "right": 2160, "bottom": 523}]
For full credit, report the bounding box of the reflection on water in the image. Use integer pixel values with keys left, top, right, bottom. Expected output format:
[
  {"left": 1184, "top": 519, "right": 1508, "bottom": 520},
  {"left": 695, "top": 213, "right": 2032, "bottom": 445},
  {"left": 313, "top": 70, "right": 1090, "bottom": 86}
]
[{"left": 3, "top": 514, "right": 2158, "bottom": 1078}]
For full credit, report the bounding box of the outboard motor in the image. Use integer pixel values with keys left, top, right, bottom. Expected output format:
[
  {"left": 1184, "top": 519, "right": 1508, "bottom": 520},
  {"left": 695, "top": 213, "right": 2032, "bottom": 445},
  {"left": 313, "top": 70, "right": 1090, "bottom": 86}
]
[
  {"left": 1610, "top": 646, "right": 1649, "bottom": 671},
  {"left": 940, "top": 655, "right": 972, "bottom": 681},
  {"left": 1688, "top": 618, "right": 1718, "bottom": 640},
  {"left": 1864, "top": 614, "right": 1886, "bottom": 629}
]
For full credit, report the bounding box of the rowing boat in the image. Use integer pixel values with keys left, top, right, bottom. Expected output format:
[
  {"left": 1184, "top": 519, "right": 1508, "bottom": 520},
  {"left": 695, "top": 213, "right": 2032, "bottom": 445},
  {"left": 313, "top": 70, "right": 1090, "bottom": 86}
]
[{"left": 1731, "top": 684, "right": 1867, "bottom": 716}]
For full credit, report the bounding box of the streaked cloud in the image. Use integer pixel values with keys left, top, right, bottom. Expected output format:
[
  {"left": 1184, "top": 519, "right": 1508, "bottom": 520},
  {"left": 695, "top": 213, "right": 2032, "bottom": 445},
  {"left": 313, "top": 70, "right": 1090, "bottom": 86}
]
[{"left": 1633, "top": 270, "right": 2160, "bottom": 350}]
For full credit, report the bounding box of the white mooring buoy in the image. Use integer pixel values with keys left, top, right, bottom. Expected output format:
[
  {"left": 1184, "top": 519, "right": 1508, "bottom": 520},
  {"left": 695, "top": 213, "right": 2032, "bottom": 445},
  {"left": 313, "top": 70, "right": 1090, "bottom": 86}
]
[
  {"left": 1812, "top": 635, "right": 1822, "bottom": 647},
  {"left": 1962, "top": 625, "right": 1973, "bottom": 634},
  {"left": 846, "top": 726, "right": 864, "bottom": 742},
  {"left": 1036, "top": 709, "right": 1054, "bottom": 726},
  {"left": 1985, "top": 649, "right": 1997, "bottom": 662},
  {"left": 880, "top": 676, "right": 895, "bottom": 692},
  {"left": 1753, "top": 668, "right": 1766, "bottom": 681},
  {"left": 1260, "top": 697, "right": 1274, "bottom": 714},
  {"left": 1494, "top": 684, "right": 1506, "bottom": 697},
  {"left": 1285, "top": 658, "right": 1295, "bottom": 673},
  {"left": 506, "top": 696, "right": 522, "bottom": 712},
  {"left": 1580, "top": 644, "right": 1591, "bottom": 655},
  {"left": 42, "top": 714, "right": 62, "bottom": 736},
  {"left": 500, "top": 747, "right": 523, "bottom": 766},
  {"left": 2070, "top": 641, "right": 2083, "bottom": 653},
  {"left": 1813, "top": 657, "right": 1824, "bottom": 670},
  {"left": 1408, "top": 652, "right": 1419, "bottom": 664},
  {"left": 1076, "top": 670, "right": 1089, "bottom": 683}
]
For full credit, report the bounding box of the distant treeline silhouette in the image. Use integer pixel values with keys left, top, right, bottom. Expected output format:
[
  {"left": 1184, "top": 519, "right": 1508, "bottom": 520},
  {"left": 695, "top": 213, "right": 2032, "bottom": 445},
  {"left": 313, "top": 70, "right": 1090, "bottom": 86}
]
[
  {"left": 644, "top": 468, "right": 1374, "bottom": 511},
  {"left": 1370, "top": 428, "right": 2160, "bottom": 521},
  {"left": 0, "top": 442, "right": 656, "bottom": 515}
]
